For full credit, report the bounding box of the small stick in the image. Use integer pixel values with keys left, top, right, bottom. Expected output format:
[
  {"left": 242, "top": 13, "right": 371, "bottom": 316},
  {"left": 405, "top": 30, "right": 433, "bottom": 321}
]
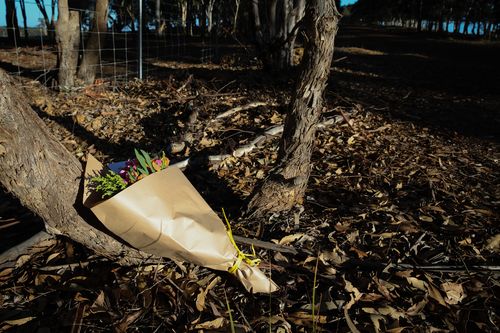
[
  {"left": 233, "top": 235, "right": 298, "bottom": 255},
  {"left": 214, "top": 102, "right": 274, "bottom": 120},
  {"left": 393, "top": 263, "right": 500, "bottom": 273},
  {"left": 176, "top": 74, "right": 193, "bottom": 92}
]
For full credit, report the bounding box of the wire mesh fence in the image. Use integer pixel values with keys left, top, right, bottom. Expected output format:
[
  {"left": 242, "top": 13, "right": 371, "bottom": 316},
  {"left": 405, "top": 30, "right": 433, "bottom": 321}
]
[{"left": 0, "top": 0, "right": 221, "bottom": 89}]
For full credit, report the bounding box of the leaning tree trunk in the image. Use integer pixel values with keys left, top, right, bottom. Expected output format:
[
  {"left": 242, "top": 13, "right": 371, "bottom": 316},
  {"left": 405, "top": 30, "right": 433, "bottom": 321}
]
[
  {"left": 78, "top": 0, "right": 109, "bottom": 85},
  {"left": 35, "top": 0, "right": 51, "bottom": 36},
  {"left": 0, "top": 69, "right": 156, "bottom": 266},
  {"left": 56, "top": 0, "right": 80, "bottom": 89},
  {"left": 248, "top": 0, "right": 340, "bottom": 216}
]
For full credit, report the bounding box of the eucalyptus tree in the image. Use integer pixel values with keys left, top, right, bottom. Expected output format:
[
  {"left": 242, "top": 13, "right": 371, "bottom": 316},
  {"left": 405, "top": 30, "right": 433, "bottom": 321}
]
[
  {"left": 78, "top": 0, "right": 110, "bottom": 84},
  {"left": 248, "top": 0, "right": 341, "bottom": 214},
  {"left": 56, "top": 0, "right": 80, "bottom": 89}
]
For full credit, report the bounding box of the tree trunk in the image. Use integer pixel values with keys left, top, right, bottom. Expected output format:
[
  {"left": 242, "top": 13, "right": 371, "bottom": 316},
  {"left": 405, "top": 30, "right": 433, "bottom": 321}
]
[
  {"left": 56, "top": 0, "right": 80, "bottom": 89},
  {"left": 438, "top": 0, "right": 446, "bottom": 33},
  {"left": 287, "top": 0, "right": 305, "bottom": 66},
  {"left": 252, "top": 0, "right": 264, "bottom": 46},
  {"left": 268, "top": 0, "right": 278, "bottom": 39},
  {"left": 35, "top": 0, "right": 55, "bottom": 41},
  {"left": 77, "top": 0, "right": 109, "bottom": 85},
  {"left": 454, "top": 19, "right": 461, "bottom": 34},
  {"left": 277, "top": 0, "right": 292, "bottom": 68},
  {"left": 155, "top": 0, "right": 164, "bottom": 37},
  {"left": 180, "top": 0, "right": 188, "bottom": 32},
  {"left": 19, "top": 0, "right": 28, "bottom": 39},
  {"left": 417, "top": 0, "right": 423, "bottom": 32},
  {"left": 247, "top": 0, "right": 340, "bottom": 216},
  {"left": 0, "top": 69, "right": 157, "bottom": 265},
  {"left": 463, "top": 19, "right": 470, "bottom": 34},
  {"left": 206, "top": 0, "right": 215, "bottom": 33},
  {"left": 5, "top": 0, "right": 20, "bottom": 45},
  {"left": 233, "top": 0, "right": 241, "bottom": 33}
]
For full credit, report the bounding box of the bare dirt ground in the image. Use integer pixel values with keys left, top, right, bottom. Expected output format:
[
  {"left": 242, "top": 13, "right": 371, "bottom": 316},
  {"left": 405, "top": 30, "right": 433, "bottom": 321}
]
[{"left": 0, "top": 25, "right": 499, "bottom": 332}]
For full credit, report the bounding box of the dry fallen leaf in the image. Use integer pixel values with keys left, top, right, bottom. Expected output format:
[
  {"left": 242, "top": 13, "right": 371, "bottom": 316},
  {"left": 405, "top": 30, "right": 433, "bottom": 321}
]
[
  {"left": 15, "top": 254, "right": 31, "bottom": 268},
  {"left": 441, "top": 282, "right": 465, "bottom": 305},
  {"left": 406, "top": 276, "right": 446, "bottom": 306},
  {"left": 3, "top": 317, "right": 36, "bottom": 326},
  {"left": 288, "top": 311, "right": 327, "bottom": 327},
  {"left": 369, "top": 314, "right": 385, "bottom": 333},
  {"left": 419, "top": 215, "right": 433, "bottom": 222},
  {"left": 485, "top": 234, "right": 500, "bottom": 252},
  {"left": 278, "top": 233, "right": 305, "bottom": 245},
  {"left": 45, "top": 252, "right": 61, "bottom": 264},
  {"left": 194, "top": 317, "right": 226, "bottom": 329},
  {"left": 377, "top": 306, "right": 405, "bottom": 320},
  {"left": 196, "top": 276, "right": 220, "bottom": 311},
  {"left": 406, "top": 297, "right": 428, "bottom": 316},
  {"left": 344, "top": 277, "right": 362, "bottom": 333},
  {"left": 90, "top": 291, "right": 108, "bottom": 313},
  {"left": 115, "top": 310, "right": 144, "bottom": 333}
]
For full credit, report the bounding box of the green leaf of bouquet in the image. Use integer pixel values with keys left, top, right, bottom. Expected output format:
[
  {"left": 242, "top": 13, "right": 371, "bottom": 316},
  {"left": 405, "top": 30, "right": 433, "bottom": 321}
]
[
  {"left": 134, "top": 149, "right": 150, "bottom": 172},
  {"left": 141, "top": 150, "right": 154, "bottom": 171},
  {"left": 128, "top": 170, "right": 136, "bottom": 182},
  {"left": 137, "top": 166, "right": 150, "bottom": 175}
]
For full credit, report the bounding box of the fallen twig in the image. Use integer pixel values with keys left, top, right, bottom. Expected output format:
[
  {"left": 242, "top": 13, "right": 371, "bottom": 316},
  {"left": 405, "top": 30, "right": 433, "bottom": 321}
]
[
  {"left": 233, "top": 235, "right": 298, "bottom": 255},
  {"left": 173, "top": 115, "right": 344, "bottom": 169},
  {"left": 176, "top": 74, "right": 193, "bottom": 92},
  {"left": 393, "top": 263, "right": 500, "bottom": 273},
  {"left": 214, "top": 102, "right": 275, "bottom": 120}
]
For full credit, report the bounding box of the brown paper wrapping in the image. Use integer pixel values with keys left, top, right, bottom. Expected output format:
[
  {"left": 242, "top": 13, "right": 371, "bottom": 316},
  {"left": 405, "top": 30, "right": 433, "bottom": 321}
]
[{"left": 83, "top": 155, "right": 278, "bottom": 294}]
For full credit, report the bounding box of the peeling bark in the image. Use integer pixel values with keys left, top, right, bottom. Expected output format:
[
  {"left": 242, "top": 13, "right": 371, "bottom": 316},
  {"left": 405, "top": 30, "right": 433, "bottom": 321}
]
[
  {"left": 248, "top": 0, "right": 341, "bottom": 216},
  {"left": 0, "top": 69, "right": 159, "bottom": 266}
]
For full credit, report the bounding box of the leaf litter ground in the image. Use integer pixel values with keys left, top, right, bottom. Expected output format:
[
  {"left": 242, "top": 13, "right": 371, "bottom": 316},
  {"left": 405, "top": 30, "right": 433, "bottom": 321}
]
[{"left": 1, "top": 26, "right": 499, "bottom": 332}]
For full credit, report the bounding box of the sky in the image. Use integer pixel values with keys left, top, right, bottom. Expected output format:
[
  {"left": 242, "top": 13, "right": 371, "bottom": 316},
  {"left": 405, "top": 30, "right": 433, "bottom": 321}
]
[
  {"left": 0, "top": 0, "right": 55, "bottom": 28},
  {"left": 341, "top": 0, "right": 358, "bottom": 5},
  {"left": 0, "top": 0, "right": 359, "bottom": 28}
]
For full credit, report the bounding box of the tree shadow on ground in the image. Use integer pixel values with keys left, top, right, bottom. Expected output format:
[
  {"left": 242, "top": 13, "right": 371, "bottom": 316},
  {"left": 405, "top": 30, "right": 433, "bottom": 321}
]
[
  {"left": 331, "top": 25, "right": 500, "bottom": 141},
  {"left": 31, "top": 92, "right": 245, "bottom": 217},
  {"left": 0, "top": 190, "right": 45, "bottom": 253},
  {"left": 0, "top": 60, "right": 57, "bottom": 84}
]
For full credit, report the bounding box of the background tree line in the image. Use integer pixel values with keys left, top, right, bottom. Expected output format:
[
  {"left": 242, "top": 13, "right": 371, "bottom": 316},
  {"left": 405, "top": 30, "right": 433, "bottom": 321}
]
[
  {"left": 347, "top": 0, "right": 500, "bottom": 38},
  {"left": 4, "top": 0, "right": 344, "bottom": 88}
]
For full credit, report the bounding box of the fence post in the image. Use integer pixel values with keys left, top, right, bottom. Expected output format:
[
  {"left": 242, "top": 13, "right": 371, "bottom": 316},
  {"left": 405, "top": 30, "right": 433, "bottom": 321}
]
[{"left": 138, "top": 0, "right": 143, "bottom": 80}]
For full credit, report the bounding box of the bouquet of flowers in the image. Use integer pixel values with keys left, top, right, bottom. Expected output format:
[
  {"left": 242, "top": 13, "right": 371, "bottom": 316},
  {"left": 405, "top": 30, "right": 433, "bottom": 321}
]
[
  {"left": 83, "top": 151, "right": 277, "bottom": 294},
  {"left": 90, "top": 149, "right": 170, "bottom": 198}
]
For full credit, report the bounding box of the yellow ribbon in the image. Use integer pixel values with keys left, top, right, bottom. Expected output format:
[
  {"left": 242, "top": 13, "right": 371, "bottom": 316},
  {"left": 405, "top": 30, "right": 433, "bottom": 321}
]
[{"left": 222, "top": 208, "right": 261, "bottom": 274}]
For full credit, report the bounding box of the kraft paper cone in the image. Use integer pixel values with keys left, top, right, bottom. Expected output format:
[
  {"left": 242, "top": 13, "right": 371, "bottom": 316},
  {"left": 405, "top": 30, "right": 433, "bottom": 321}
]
[{"left": 83, "top": 154, "right": 278, "bottom": 294}]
